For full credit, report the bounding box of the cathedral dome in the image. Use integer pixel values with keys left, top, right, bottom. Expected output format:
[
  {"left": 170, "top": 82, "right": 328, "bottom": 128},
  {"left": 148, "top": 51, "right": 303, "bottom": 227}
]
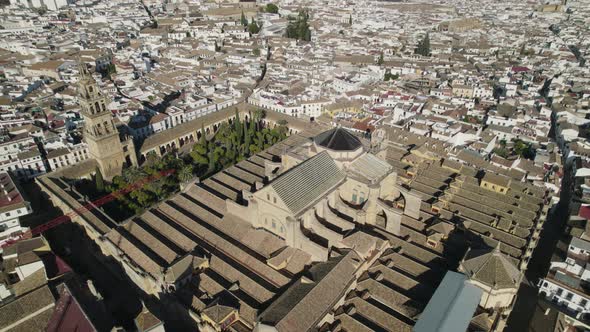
[{"left": 314, "top": 127, "right": 362, "bottom": 151}]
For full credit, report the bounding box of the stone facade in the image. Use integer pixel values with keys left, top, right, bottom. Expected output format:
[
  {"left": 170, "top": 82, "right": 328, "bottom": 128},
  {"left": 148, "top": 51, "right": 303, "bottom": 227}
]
[{"left": 77, "top": 63, "right": 137, "bottom": 179}]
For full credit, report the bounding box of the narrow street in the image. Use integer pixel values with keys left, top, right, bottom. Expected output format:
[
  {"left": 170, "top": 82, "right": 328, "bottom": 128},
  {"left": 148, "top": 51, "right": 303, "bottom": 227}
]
[{"left": 505, "top": 156, "right": 575, "bottom": 331}]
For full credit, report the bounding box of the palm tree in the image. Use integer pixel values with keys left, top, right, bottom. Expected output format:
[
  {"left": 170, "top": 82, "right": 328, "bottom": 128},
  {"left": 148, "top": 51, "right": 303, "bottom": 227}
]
[
  {"left": 146, "top": 151, "right": 159, "bottom": 165},
  {"left": 123, "top": 167, "right": 146, "bottom": 183},
  {"left": 178, "top": 165, "right": 194, "bottom": 184}
]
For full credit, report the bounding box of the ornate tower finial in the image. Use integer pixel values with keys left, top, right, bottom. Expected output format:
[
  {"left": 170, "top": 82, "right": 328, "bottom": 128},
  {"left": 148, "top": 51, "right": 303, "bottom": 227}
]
[
  {"left": 78, "top": 56, "right": 91, "bottom": 79},
  {"left": 493, "top": 241, "right": 502, "bottom": 254}
]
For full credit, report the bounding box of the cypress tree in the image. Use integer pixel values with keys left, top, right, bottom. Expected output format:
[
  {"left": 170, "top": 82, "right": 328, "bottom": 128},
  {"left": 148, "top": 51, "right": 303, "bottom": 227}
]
[
  {"left": 248, "top": 19, "right": 260, "bottom": 34},
  {"left": 95, "top": 167, "right": 104, "bottom": 193},
  {"left": 415, "top": 33, "right": 430, "bottom": 57},
  {"left": 241, "top": 11, "right": 248, "bottom": 26},
  {"left": 200, "top": 124, "right": 206, "bottom": 144},
  {"left": 207, "top": 149, "right": 215, "bottom": 174},
  {"left": 243, "top": 119, "right": 250, "bottom": 155},
  {"left": 234, "top": 109, "right": 242, "bottom": 142}
]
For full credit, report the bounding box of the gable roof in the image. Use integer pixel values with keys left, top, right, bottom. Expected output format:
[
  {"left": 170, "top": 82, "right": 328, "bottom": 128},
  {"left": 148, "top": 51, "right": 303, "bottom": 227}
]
[
  {"left": 46, "top": 284, "right": 97, "bottom": 332},
  {"left": 270, "top": 151, "right": 345, "bottom": 215},
  {"left": 201, "top": 290, "right": 239, "bottom": 324}
]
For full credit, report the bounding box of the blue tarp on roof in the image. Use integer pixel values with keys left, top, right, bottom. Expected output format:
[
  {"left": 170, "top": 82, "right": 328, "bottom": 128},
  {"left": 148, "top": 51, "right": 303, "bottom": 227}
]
[{"left": 413, "top": 271, "right": 482, "bottom": 332}]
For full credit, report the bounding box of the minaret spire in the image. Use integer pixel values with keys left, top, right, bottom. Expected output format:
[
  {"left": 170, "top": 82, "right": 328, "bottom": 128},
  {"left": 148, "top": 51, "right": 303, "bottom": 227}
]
[{"left": 78, "top": 56, "right": 91, "bottom": 79}]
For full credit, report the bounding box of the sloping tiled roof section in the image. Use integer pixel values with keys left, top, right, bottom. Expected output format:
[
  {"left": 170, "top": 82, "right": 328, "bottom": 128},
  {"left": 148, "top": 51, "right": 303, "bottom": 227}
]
[
  {"left": 348, "top": 153, "right": 392, "bottom": 182},
  {"left": 11, "top": 268, "right": 47, "bottom": 297},
  {"left": 259, "top": 250, "right": 361, "bottom": 332},
  {"left": 134, "top": 307, "right": 162, "bottom": 332},
  {"left": 270, "top": 151, "right": 345, "bottom": 215},
  {"left": 462, "top": 245, "right": 520, "bottom": 289},
  {"left": 45, "top": 284, "right": 96, "bottom": 332},
  {"left": 0, "top": 285, "right": 55, "bottom": 331},
  {"left": 314, "top": 127, "right": 362, "bottom": 151}
]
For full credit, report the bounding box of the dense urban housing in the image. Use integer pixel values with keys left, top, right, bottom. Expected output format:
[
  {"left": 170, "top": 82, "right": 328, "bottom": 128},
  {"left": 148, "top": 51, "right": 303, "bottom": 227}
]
[{"left": 0, "top": 0, "right": 589, "bottom": 331}]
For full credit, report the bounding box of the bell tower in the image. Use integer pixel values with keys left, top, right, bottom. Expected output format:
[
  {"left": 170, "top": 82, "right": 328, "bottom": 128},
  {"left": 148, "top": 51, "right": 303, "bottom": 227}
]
[{"left": 78, "top": 62, "right": 136, "bottom": 179}]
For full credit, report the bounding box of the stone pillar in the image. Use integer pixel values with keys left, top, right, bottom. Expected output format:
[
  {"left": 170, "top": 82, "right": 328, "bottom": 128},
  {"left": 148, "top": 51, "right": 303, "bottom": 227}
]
[
  {"left": 316, "top": 199, "right": 326, "bottom": 219},
  {"left": 285, "top": 216, "right": 298, "bottom": 248},
  {"left": 384, "top": 208, "right": 402, "bottom": 236},
  {"left": 365, "top": 183, "right": 381, "bottom": 226},
  {"left": 402, "top": 189, "right": 422, "bottom": 220}
]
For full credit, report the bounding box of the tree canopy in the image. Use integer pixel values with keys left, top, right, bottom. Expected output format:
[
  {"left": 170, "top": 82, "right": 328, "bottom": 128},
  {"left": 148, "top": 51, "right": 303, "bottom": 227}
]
[
  {"left": 265, "top": 3, "right": 279, "bottom": 14},
  {"left": 384, "top": 72, "right": 399, "bottom": 81},
  {"left": 513, "top": 139, "right": 535, "bottom": 159},
  {"left": 414, "top": 33, "right": 430, "bottom": 57},
  {"left": 286, "top": 10, "right": 311, "bottom": 41},
  {"left": 191, "top": 111, "right": 288, "bottom": 177},
  {"left": 248, "top": 19, "right": 261, "bottom": 34}
]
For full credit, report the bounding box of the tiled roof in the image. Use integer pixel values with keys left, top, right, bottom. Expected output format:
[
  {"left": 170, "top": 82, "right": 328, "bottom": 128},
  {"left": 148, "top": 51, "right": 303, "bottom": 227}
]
[
  {"left": 348, "top": 153, "right": 392, "bottom": 182},
  {"left": 482, "top": 172, "right": 512, "bottom": 187},
  {"left": 260, "top": 250, "right": 361, "bottom": 332},
  {"left": 0, "top": 172, "right": 26, "bottom": 213},
  {"left": 134, "top": 306, "right": 162, "bottom": 332},
  {"left": 46, "top": 284, "right": 96, "bottom": 332},
  {"left": 11, "top": 268, "right": 47, "bottom": 297},
  {"left": 270, "top": 151, "right": 345, "bottom": 215},
  {"left": 461, "top": 245, "right": 520, "bottom": 289},
  {"left": 0, "top": 285, "right": 55, "bottom": 331},
  {"left": 46, "top": 147, "right": 70, "bottom": 159},
  {"left": 105, "top": 229, "right": 164, "bottom": 277}
]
